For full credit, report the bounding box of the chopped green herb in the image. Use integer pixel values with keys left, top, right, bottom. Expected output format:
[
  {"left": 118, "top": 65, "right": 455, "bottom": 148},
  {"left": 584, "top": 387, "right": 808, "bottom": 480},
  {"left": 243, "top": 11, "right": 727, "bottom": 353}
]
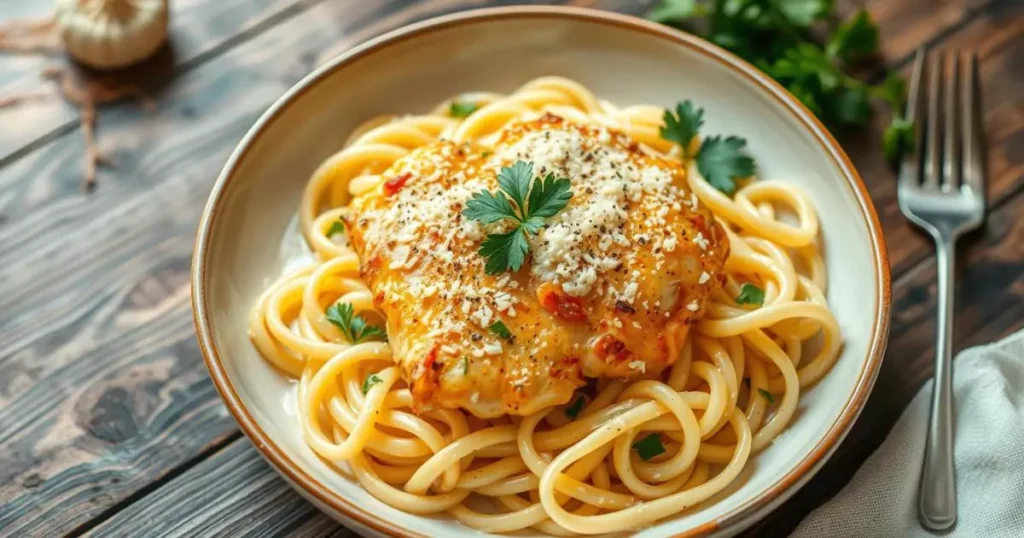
[
  {"left": 325, "top": 302, "right": 388, "bottom": 344},
  {"left": 326, "top": 220, "right": 346, "bottom": 237},
  {"left": 632, "top": 434, "right": 666, "bottom": 461},
  {"left": 736, "top": 283, "right": 765, "bottom": 306},
  {"left": 362, "top": 374, "right": 383, "bottom": 394},
  {"left": 463, "top": 161, "right": 572, "bottom": 274},
  {"left": 757, "top": 388, "right": 776, "bottom": 404},
  {"left": 461, "top": 356, "right": 469, "bottom": 374},
  {"left": 660, "top": 100, "right": 704, "bottom": 159},
  {"left": 488, "top": 320, "right": 513, "bottom": 341},
  {"left": 481, "top": 151, "right": 492, "bottom": 158},
  {"left": 883, "top": 117, "right": 915, "bottom": 163},
  {"left": 646, "top": 0, "right": 702, "bottom": 24},
  {"left": 564, "top": 395, "right": 586, "bottom": 420},
  {"left": 826, "top": 9, "right": 880, "bottom": 63},
  {"left": 449, "top": 100, "right": 478, "bottom": 118},
  {"left": 697, "top": 136, "right": 756, "bottom": 195}
]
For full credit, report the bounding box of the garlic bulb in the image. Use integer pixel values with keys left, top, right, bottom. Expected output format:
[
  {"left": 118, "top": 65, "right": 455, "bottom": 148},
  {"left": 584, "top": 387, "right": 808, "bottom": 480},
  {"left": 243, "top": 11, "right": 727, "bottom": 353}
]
[{"left": 54, "top": 0, "right": 169, "bottom": 70}]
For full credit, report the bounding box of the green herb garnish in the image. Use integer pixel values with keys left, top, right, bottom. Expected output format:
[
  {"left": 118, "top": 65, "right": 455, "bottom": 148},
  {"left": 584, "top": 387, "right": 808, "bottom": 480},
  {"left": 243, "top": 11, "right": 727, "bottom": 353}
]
[
  {"left": 632, "top": 434, "right": 666, "bottom": 461},
  {"left": 660, "top": 100, "right": 704, "bottom": 159},
  {"left": 646, "top": 3, "right": 910, "bottom": 158},
  {"left": 461, "top": 356, "right": 469, "bottom": 374},
  {"left": 463, "top": 160, "right": 572, "bottom": 274},
  {"left": 362, "top": 374, "right": 383, "bottom": 394},
  {"left": 564, "top": 395, "right": 586, "bottom": 420},
  {"left": 757, "top": 388, "right": 775, "bottom": 404},
  {"left": 325, "top": 303, "right": 388, "bottom": 344},
  {"left": 658, "top": 100, "right": 755, "bottom": 195},
  {"left": 450, "top": 101, "right": 478, "bottom": 118},
  {"left": 326, "top": 220, "right": 346, "bottom": 237},
  {"left": 735, "top": 283, "right": 765, "bottom": 306},
  {"left": 488, "top": 320, "right": 513, "bottom": 341},
  {"left": 697, "top": 135, "right": 756, "bottom": 195}
]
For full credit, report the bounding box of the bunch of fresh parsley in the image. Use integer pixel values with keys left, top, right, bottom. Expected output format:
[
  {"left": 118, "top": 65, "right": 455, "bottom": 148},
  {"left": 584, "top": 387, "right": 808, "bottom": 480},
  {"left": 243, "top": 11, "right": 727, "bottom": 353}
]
[
  {"left": 463, "top": 160, "right": 573, "bottom": 274},
  {"left": 648, "top": 0, "right": 913, "bottom": 161}
]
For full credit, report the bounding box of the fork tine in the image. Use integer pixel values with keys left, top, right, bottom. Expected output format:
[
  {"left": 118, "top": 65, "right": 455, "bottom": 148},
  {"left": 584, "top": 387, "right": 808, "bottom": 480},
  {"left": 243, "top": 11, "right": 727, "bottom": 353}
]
[
  {"left": 923, "top": 51, "right": 944, "bottom": 190},
  {"left": 942, "top": 53, "right": 961, "bottom": 191},
  {"left": 898, "top": 48, "right": 927, "bottom": 190},
  {"left": 961, "top": 52, "right": 986, "bottom": 199}
]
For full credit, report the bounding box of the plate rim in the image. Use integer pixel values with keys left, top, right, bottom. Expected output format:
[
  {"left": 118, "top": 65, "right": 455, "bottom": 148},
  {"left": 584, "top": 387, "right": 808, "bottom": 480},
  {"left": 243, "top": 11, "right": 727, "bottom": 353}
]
[{"left": 191, "top": 6, "right": 892, "bottom": 537}]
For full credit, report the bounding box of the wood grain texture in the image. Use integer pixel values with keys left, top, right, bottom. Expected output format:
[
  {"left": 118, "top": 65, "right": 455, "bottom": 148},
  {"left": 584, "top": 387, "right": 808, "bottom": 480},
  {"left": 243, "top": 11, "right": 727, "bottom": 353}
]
[
  {"left": 81, "top": 440, "right": 357, "bottom": 538},
  {"left": 0, "top": 0, "right": 1020, "bottom": 537},
  {"left": 0, "top": 0, "right": 316, "bottom": 163}
]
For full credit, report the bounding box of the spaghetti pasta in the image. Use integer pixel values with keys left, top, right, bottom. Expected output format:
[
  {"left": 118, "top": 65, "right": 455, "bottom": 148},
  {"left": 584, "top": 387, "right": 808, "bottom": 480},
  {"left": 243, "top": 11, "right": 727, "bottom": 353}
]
[{"left": 249, "top": 76, "right": 842, "bottom": 535}]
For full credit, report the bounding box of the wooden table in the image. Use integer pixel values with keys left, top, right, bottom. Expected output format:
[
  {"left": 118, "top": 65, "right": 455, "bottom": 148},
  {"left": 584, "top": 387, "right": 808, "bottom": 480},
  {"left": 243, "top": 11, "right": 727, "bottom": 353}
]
[{"left": 0, "top": 1, "right": 1020, "bottom": 536}]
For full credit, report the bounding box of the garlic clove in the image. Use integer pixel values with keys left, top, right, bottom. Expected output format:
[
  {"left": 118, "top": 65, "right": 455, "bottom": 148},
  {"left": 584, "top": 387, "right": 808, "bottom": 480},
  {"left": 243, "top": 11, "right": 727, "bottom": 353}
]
[{"left": 55, "top": 0, "right": 169, "bottom": 70}]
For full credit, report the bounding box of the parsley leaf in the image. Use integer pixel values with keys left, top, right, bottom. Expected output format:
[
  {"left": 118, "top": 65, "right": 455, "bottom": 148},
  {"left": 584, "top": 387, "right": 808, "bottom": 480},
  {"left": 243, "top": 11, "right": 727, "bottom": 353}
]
[
  {"left": 488, "top": 320, "right": 513, "bottom": 341},
  {"left": 326, "top": 220, "right": 346, "bottom": 237},
  {"left": 461, "top": 356, "right": 469, "bottom": 374},
  {"left": 826, "top": 9, "right": 879, "bottom": 63},
  {"left": 757, "top": 388, "right": 776, "bottom": 404},
  {"left": 449, "top": 100, "right": 478, "bottom": 118},
  {"left": 478, "top": 228, "right": 530, "bottom": 275},
  {"left": 362, "top": 374, "right": 383, "bottom": 394},
  {"left": 883, "top": 117, "right": 915, "bottom": 163},
  {"left": 325, "top": 302, "right": 388, "bottom": 344},
  {"left": 526, "top": 173, "right": 572, "bottom": 219},
  {"left": 778, "top": 0, "right": 832, "bottom": 28},
  {"left": 736, "top": 283, "right": 766, "bottom": 306},
  {"left": 564, "top": 394, "right": 586, "bottom": 420},
  {"left": 463, "top": 161, "right": 572, "bottom": 274},
  {"left": 632, "top": 434, "right": 666, "bottom": 461},
  {"left": 497, "top": 160, "right": 534, "bottom": 212},
  {"left": 462, "top": 189, "right": 517, "bottom": 224},
  {"left": 835, "top": 85, "right": 872, "bottom": 126},
  {"left": 876, "top": 72, "right": 908, "bottom": 111},
  {"left": 697, "top": 136, "right": 756, "bottom": 195},
  {"left": 647, "top": 0, "right": 700, "bottom": 24},
  {"left": 661, "top": 100, "right": 704, "bottom": 159}
]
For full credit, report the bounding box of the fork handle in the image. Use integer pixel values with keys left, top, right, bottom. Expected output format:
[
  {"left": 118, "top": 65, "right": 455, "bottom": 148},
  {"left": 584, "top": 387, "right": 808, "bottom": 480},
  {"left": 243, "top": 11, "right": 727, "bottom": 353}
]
[{"left": 918, "top": 235, "right": 958, "bottom": 530}]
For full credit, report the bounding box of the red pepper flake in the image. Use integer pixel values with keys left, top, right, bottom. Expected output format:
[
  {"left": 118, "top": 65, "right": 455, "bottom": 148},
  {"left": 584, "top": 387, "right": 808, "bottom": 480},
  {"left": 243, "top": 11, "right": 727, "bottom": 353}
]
[
  {"left": 383, "top": 172, "right": 413, "bottom": 196},
  {"left": 550, "top": 355, "right": 582, "bottom": 381},
  {"left": 593, "top": 334, "right": 631, "bottom": 364},
  {"left": 538, "top": 284, "right": 586, "bottom": 322},
  {"left": 412, "top": 345, "right": 439, "bottom": 407}
]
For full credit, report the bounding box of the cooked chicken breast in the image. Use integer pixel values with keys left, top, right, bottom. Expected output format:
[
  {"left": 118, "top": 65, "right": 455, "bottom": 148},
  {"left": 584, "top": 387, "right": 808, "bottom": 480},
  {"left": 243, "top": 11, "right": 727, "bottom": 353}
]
[{"left": 346, "top": 114, "right": 729, "bottom": 418}]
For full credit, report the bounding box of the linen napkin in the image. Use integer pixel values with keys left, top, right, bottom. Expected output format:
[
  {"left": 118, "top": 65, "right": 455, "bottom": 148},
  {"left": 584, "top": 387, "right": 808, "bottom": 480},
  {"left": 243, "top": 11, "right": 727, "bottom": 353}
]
[{"left": 792, "top": 329, "right": 1024, "bottom": 538}]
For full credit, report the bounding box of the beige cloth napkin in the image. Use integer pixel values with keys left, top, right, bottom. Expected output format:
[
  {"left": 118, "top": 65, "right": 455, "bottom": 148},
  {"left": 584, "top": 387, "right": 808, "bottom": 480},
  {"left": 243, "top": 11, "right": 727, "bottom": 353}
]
[{"left": 792, "top": 329, "right": 1024, "bottom": 537}]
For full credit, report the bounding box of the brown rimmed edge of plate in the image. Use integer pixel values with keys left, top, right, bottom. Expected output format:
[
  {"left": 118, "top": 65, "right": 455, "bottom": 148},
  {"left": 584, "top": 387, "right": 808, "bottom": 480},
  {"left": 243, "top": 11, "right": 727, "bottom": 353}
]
[{"left": 191, "top": 5, "right": 892, "bottom": 538}]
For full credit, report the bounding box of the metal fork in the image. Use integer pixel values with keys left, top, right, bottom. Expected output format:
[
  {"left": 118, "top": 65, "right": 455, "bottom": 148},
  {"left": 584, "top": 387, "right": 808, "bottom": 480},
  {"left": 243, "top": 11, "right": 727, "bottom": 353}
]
[{"left": 898, "top": 48, "right": 986, "bottom": 531}]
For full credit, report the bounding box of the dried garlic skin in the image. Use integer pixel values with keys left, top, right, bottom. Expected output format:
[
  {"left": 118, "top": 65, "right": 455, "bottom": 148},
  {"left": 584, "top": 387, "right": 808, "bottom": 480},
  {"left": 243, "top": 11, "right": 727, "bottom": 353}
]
[{"left": 55, "top": 0, "right": 169, "bottom": 70}]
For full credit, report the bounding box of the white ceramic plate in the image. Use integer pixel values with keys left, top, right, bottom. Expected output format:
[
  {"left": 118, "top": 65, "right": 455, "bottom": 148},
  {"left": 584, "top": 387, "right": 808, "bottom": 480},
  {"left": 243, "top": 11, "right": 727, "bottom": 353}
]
[{"left": 192, "top": 7, "right": 890, "bottom": 537}]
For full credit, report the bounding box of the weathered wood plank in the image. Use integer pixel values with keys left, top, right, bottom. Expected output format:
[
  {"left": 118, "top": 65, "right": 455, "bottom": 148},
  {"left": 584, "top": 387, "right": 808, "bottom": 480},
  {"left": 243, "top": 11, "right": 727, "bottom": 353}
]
[
  {"left": 81, "top": 441, "right": 356, "bottom": 538},
  {"left": 0, "top": 1, "right": 654, "bottom": 536},
  {"left": 78, "top": 185, "right": 1024, "bottom": 538},
  {"left": 0, "top": 0, "right": 317, "bottom": 162}
]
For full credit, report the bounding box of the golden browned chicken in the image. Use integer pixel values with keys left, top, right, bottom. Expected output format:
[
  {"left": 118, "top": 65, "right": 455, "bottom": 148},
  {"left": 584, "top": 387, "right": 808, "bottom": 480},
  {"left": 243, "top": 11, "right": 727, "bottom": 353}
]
[{"left": 346, "top": 114, "right": 729, "bottom": 418}]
